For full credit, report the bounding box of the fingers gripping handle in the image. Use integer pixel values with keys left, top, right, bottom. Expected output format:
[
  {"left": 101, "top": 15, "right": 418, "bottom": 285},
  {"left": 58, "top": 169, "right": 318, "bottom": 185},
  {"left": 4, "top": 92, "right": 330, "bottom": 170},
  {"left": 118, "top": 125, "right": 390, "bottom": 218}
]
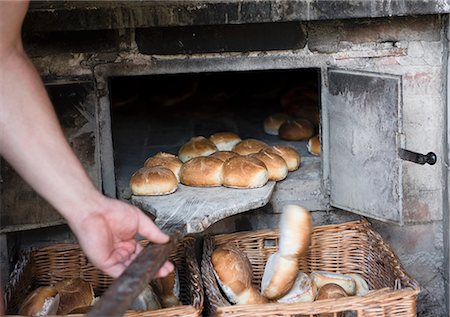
[{"left": 87, "top": 233, "right": 182, "bottom": 317}]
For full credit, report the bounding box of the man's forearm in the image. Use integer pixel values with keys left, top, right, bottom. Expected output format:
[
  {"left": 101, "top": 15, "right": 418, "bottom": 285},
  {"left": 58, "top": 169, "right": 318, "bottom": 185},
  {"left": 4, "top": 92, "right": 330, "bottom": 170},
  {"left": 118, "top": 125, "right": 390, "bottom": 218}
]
[{"left": 0, "top": 49, "right": 103, "bottom": 224}]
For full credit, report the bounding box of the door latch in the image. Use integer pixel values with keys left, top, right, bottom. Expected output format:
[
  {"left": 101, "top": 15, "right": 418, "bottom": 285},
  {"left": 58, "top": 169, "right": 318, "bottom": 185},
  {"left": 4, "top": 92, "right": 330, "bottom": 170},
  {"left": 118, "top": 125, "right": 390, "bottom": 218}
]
[{"left": 398, "top": 148, "right": 437, "bottom": 165}]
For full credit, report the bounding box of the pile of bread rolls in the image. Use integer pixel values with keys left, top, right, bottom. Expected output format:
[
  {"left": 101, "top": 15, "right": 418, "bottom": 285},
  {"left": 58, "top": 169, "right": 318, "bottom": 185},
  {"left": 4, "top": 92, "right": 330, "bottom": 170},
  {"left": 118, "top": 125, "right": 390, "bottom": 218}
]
[
  {"left": 18, "top": 273, "right": 181, "bottom": 316},
  {"left": 210, "top": 205, "right": 370, "bottom": 307},
  {"left": 130, "top": 132, "right": 302, "bottom": 196}
]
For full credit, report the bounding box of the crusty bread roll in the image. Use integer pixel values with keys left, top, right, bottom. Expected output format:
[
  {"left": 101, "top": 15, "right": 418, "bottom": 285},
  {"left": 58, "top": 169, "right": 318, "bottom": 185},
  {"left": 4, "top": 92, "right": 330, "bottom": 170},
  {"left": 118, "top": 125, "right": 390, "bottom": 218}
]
[
  {"left": 209, "top": 132, "right": 242, "bottom": 151},
  {"left": 152, "top": 269, "right": 181, "bottom": 308},
  {"left": 54, "top": 278, "right": 94, "bottom": 315},
  {"left": 144, "top": 152, "right": 183, "bottom": 182},
  {"left": 347, "top": 273, "right": 369, "bottom": 296},
  {"left": 232, "top": 139, "right": 269, "bottom": 156},
  {"left": 307, "top": 135, "right": 320, "bottom": 156},
  {"left": 276, "top": 272, "right": 317, "bottom": 304},
  {"left": 211, "top": 244, "right": 268, "bottom": 305},
  {"left": 180, "top": 157, "right": 223, "bottom": 187},
  {"left": 262, "top": 205, "right": 313, "bottom": 300},
  {"left": 222, "top": 156, "right": 268, "bottom": 189},
  {"left": 210, "top": 151, "right": 239, "bottom": 162},
  {"left": 261, "top": 252, "right": 298, "bottom": 300},
  {"left": 279, "top": 118, "right": 315, "bottom": 141},
  {"left": 178, "top": 136, "right": 218, "bottom": 162},
  {"left": 130, "top": 167, "right": 178, "bottom": 195},
  {"left": 261, "top": 146, "right": 301, "bottom": 172},
  {"left": 264, "top": 113, "right": 291, "bottom": 135},
  {"left": 249, "top": 151, "right": 288, "bottom": 181},
  {"left": 310, "top": 271, "right": 356, "bottom": 296},
  {"left": 19, "top": 286, "right": 60, "bottom": 316},
  {"left": 316, "top": 284, "right": 347, "bottom": 317}
]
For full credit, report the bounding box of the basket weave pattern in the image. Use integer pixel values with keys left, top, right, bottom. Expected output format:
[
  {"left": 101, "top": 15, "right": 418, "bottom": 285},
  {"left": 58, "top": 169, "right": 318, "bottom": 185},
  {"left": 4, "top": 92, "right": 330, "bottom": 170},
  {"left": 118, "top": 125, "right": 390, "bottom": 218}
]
[
  {"left": 202, "top": 220, "right": 419, "bottom": 317},
  {"left": 6, "top": 236, "right": 203, "bottom": 317}
]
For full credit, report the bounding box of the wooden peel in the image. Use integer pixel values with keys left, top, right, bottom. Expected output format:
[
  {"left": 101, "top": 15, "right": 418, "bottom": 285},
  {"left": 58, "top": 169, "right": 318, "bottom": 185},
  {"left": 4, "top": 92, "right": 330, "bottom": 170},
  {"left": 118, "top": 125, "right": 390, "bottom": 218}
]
[{"left": 87, "top": 182, "right": 276, "bottom": 317}]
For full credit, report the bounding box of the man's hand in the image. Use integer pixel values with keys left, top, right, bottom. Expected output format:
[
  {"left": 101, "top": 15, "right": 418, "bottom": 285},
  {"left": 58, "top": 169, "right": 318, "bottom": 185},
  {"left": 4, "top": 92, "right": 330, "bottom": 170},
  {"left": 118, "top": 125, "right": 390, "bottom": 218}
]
[{"left": 68, "top": 196, "right": 174, "bottom": 278}]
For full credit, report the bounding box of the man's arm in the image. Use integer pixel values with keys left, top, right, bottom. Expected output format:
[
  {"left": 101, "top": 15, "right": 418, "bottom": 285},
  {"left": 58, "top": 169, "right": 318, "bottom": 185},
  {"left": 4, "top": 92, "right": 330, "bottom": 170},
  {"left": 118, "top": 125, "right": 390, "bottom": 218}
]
[{"left": 0, "top": 1, "right": 173, "bottom": 279}]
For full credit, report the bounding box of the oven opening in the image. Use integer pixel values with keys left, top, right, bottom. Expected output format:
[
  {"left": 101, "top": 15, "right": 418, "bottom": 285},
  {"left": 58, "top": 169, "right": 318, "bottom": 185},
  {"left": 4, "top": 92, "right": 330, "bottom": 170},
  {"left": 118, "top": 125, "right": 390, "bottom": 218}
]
[{"left": 109, "top": 68, "right": 321, "bottom": 203}]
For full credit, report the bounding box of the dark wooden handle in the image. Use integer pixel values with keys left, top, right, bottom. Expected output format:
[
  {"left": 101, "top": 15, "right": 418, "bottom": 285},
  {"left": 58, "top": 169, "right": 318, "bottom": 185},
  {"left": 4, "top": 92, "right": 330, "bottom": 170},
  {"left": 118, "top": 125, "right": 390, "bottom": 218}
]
[{"left": 87, "top": 233, "right": 181, "bottom": 317}]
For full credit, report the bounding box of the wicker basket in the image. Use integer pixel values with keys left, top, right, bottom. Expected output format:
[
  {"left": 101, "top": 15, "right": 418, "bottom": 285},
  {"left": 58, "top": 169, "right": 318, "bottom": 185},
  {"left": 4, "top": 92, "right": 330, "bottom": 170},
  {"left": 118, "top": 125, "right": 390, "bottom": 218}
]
[
  {"left": 5, "top": 236, "right": 203, "bottom": 317},
  {"left": 202, "top": 219, "right": 420, "bottom": 317}
]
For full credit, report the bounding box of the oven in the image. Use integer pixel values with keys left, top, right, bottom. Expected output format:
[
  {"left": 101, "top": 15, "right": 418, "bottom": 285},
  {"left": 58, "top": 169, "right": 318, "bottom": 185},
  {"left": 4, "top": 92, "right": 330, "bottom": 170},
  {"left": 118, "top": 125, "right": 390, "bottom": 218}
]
[{"left": 0, "top": 1, "right": 448, "bottom": 316}]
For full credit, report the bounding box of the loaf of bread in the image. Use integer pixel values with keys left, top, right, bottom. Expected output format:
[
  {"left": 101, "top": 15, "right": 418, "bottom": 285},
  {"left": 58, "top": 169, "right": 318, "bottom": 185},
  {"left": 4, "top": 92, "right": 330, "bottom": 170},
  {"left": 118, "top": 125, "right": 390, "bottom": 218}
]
[
  {"left": 263, "top": 113, "right": 291, "bottom": 135},
  {"left": 178, "top": 136, "right": 218, "bottom": 162},
  {"left": 54, "top": 278, "right": 94, "bottom": 315},
  {"left": 210, "top": 151, "right": 239, "bottom": 162},
  {"left": 276, "top": 272, "right": 316, "bottom": 304},
  {"left": 144, "top": 152, "right": 183, "bottom": 182},
  {"left": 232, "top": 139, "right": 268, "bottom": 156},
  {"left": 316, "top": 284, "right": 347, "bottom": 317},
  {"left": 307, "top": 135, "right": 320, "bottom": 156},
  {"left": 262, "top": 205, "right": 313, "bottom": 300},
  {"left": 346, "top": 273, "right": 369, "bottom": 296},
  {"left": 19, "top": 286, "right": 60, "bottom": 316},
  {"left": 152, "top": 269, "right": 181, "bottom": 308},
  {"left": 310, "top": 271, "right": 356, "bottom": 296},
  {"left": 279, "top": 118, "right": 314, "bottom": 141},
  {"left": 222, "top": 156, "right": 268, "bottom": 188},
  {"left": 261, "top": 146, "right": 301, "bottom": 172},
  {"left": 130, "top": 167, "right": 178, "bottom": 195},
  {"left": 209, "top": 132, "right": 242, "bottom": 151},
  {"left": 180, "top": 157, "right": 223, "bottom": 187},
  {"left": 211, "top": 244, "right": 268, "bottom": 305},
  {"left": 249, "top": 151, "right": 288, "bottom": 181}
]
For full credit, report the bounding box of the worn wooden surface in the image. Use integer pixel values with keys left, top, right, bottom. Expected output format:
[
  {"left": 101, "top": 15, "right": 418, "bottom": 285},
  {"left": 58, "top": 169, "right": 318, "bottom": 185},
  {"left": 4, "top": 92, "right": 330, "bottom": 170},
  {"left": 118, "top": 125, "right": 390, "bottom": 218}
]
[{"left": 131, "top": 182, "right": 276, "bottom": 234}]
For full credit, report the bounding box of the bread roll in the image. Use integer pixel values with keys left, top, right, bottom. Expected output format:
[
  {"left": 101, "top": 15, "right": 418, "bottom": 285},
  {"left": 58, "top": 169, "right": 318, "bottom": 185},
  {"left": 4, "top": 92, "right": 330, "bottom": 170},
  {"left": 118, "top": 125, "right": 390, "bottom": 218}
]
[
  {"left": 261, "top": 146, "right": 300, "bottom": 172},
  {"left": 211, "top": 244, "right": 268, "bottom": 305},
  {"left": 152, "top": 269, "right": 181, "bottom": 308},
  {"left": 232, "top": 139, "right": 268, "bottom": 156},
  {"left": 19, "top": 286, "right": 60, "bottom": 316},
  {"left": 130, "top": 167, "right": 178, "bottom": 195},
  {"left": 210, "top": 151, "right": 239, "bottom": 162},
  {"left": 347, "top": 273, "right": 369, "bottom": 296},
  {"left": 262, "top": 205, "right": 312, "bottom": 300},
  {"left": 180, "top": 157, "right": 223, "bottom": 187},
  {"left": 310, "top": 271, "right": 356, "bottom": 296},
  {"left": 307, "top": 135, "right": 320, "bottom": 156},
  {"left": 277, "top": 272, "right": 317, "bottom": 304},
  {"left": 178, "top": 136, "right": 218, "bottom": 162},
  {"left": 209, "top": 132, "right": 242, "bottom": 151},
  {"left": 279, "top": 118, "right": 314, "bottom": 141},
  {"left": 249, "top": 151, "right": 288, "bottom": 181},
  {"left": 264, "top": 113, "right": 291, "bottom": 135},
  {"left": 261, "top": 252, "right": 299, "bottom": 300},
  {"left": 54, "top": 278, "right": 94, "bottom": 315},
  {"left": 316, "top": 284, "right": 347, "bottom": 317},
  {"left": 144, "top": 152, "right": 183, "bottom": 182},
  {"left": 222, "top": 156, "right": 268, "bottom": 188}
]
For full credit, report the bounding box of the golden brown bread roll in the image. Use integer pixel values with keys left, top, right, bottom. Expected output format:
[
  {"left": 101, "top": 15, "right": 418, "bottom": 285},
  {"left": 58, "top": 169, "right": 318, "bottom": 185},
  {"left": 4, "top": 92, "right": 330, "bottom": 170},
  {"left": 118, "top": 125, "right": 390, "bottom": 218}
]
[
  {"left": 262, "top": 205, "right": 312, "bottom": 300},
  {"left": 279, "top": 118, "right": 315, "bottom": 141},
  {"left": 316, "top": 284, "right": 347, "bottom": 317},
  {"left": 307, "top": 135, "right": 320, "bottom": 156},
  {"left": 232, "top": 139, "right": 269, "bottom": 156},
  {"left": 346, "top": 273, "right": 370, "bottom": 296},
  {"left": 310, "top": 271, "right": 356, "bottom": 296},
  {"left": 152, "top": 269, "right": 181, "bottom": 308},
  {"left": 130, "top": 167, "right": 178, "bottom": 195},
  {"left": 222, "top": 156, "right": 268, "bottom": 188},
  {"left": 19, "top": 286, "right": 60, "bottom": 316},
  {"left": 210, "top": 151, "right": 239, "bottom": 162},
  {"left": 261, "top": 146, "right": 301, "bottom": 172},
  {"left": 249, "top": 152, "right": 288, "bottom": 181},
  {"left": 211, "top": 244, "right": 268, "bottom": 305},
  {"left": 53, "top": 278, "right": 94, "bottom": 315},
  {"left": 180, "top": 157, "right": 223, "bottom": 187},
  {"left": 263, "top": 113, "right": 291, "bottom": 135},
  {"left": 144, "top": 152, "right": 183, "bottom": 182},
  {"left": 178, "top": 136, "right": 218, "bottom": 163},
  {"left": 209, "top": 132, "right": 242, "bottom": 151}
]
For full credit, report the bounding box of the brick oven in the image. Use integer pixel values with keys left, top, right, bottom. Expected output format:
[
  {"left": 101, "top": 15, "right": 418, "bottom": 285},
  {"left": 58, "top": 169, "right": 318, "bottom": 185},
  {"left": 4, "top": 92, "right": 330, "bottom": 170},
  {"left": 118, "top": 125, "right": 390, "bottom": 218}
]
[{"left": 0, "top": 1, "right": 449, "bottom": 316}]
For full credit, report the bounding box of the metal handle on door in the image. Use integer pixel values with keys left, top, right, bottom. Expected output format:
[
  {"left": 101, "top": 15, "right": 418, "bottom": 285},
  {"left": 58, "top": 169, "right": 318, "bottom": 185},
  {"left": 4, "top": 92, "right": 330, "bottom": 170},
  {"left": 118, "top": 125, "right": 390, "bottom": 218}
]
[{"left": 398, "top": 148, "right": 437, "bottom": 165}]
